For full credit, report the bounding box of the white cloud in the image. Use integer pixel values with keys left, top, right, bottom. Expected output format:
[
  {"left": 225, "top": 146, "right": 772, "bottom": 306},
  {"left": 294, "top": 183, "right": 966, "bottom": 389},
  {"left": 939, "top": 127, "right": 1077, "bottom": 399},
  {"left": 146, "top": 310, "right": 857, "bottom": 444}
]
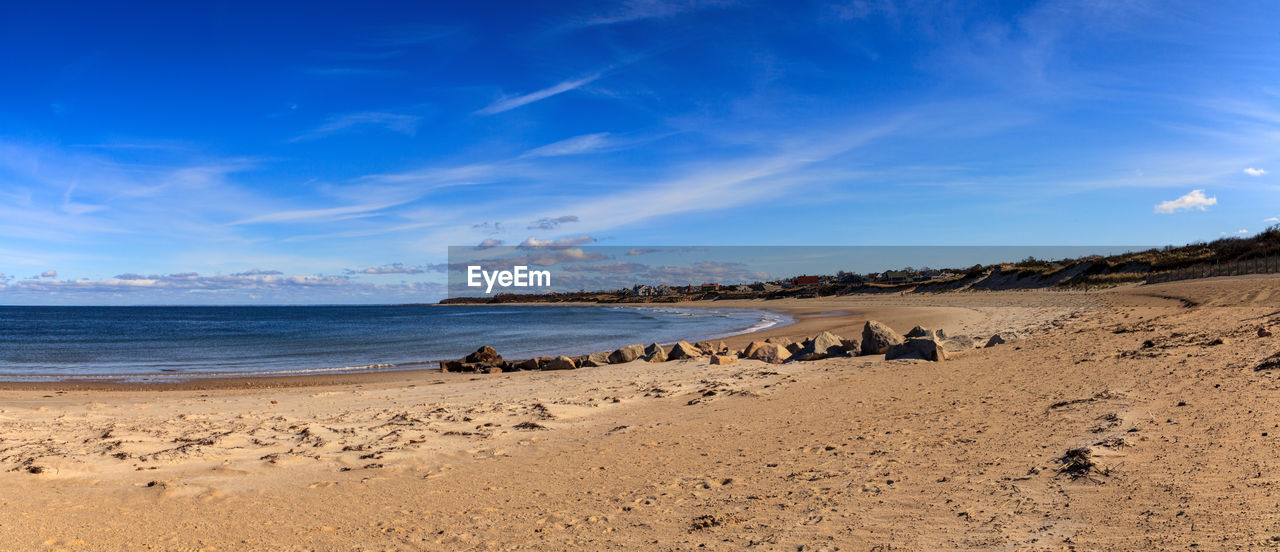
[
  {"left": 1244, "top": 167, "right": 1267, "bottom": 176},
  {"left": 1266, "top": 217, "right": 1279, "bottom": 223},
  {"left": 476, "top": 238, "right": 504, "bottom": 249},
  {"left": 476, "top": 73, "right": 602, "bottom": 115},
  {"left": 517, "top": 235, "right": 598, "bottom": 250},
  {"left": 39, "top": 270, "right": 56, "bottom": 278},
  {"left": 1221, "top": 229, "right": 1249, "bottom": 235},
  {"left": 1154, "top": 189, "right": 1217, "bottom": 214},
  {"left": 520, "top": 133, "right": 612, "bottom": 158}
]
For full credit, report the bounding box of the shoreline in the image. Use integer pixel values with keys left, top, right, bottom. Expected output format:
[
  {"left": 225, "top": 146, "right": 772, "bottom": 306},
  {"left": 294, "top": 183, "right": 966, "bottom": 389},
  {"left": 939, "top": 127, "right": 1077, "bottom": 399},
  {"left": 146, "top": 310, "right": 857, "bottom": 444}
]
[{"left": 0, "top": 296, "right": 992, "bottom": 391}]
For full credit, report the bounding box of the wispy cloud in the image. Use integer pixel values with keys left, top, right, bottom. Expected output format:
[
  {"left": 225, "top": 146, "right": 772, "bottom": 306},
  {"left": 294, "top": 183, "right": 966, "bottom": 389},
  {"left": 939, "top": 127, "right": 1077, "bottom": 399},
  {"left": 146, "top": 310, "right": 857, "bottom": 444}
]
[
  {"left": 1154, "top": 189, "right": 1217, "bottom": 214},
  {"left": 300, "top": 67, "right": 402, "bottom": 78},
  {"left": 520, "top": 133, "right": 613, "bottom": 158},
  {"left": 344, "top": 262, "right": 444, "bottom": 275},
  {"left": 228, "top": 202, "right": 399, "bottom": 225},
  {"left": 1266, "top": 217, "right": 1279, "bottom": 224},
  {"left": 476, "top": 73, "right": 603, "bottom": 115},
  {"left": 292, "top": 112, "right": 422, "bottom": 142},
  {"left": 527, "top": 215, "right": 579, "bottom": 230},
  {"left": 1245, "top": 167, "right": 1268, "bottom": 176},
  {"left": 563, "top": 0, "right": 733, "bottom": 29}
]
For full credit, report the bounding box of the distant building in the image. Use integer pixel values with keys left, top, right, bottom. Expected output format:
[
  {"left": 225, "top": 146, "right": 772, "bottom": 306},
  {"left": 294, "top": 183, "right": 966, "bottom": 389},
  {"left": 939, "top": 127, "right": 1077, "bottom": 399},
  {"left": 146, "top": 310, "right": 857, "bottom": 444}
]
[
  {"left": 732, "top": 284, "right": 751, "bottom": 292},
  {"left": 700, "top": 283, "right": 720, "bottom": 292},
  {"left": 884, "top": 270, "right": 911, "bottom": 284},
  {"left": 795, "top": 275, "right": 820, "bottom": 286},
  {"left": 632, "top": 284, "right": 656, "bottom": 296}
]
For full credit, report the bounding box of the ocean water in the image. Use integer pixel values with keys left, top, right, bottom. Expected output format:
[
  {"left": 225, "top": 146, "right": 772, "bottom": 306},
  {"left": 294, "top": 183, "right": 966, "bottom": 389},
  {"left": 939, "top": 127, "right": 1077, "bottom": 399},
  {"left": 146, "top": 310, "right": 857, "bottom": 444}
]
[{"left": 0, "top": 305, "right": 789, "bottom": 380}]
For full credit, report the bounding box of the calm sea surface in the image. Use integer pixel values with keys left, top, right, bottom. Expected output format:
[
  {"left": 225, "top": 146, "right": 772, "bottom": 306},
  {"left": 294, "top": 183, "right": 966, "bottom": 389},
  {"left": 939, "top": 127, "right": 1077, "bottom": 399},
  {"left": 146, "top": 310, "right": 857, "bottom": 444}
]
[{"left": 0, "top": 305, "right": 789, "bottom": 380}]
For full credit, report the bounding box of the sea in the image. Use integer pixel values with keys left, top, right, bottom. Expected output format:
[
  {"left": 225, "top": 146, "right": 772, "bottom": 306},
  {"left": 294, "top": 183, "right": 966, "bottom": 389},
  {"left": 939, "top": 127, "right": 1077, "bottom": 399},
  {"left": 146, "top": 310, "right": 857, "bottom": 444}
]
[{"left": 0, "top": 305, "right": 790, "bottom": 381}]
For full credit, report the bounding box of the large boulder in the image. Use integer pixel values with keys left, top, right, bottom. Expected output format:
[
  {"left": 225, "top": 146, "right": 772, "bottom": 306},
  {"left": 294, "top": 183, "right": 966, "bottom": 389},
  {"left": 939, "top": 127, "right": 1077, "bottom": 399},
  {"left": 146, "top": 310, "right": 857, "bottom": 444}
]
[
  {"left": 885, "top": 338, "right": 947, "bottom": 361},
  {"left": 608, "top": 343, "right": 645, "bottom": 364},
  {"left": 747, "top": 343, "right": 791, "bottom": 364},
  {"left": 464, "top": 345, "right": 502, "bottom": 364},
  {"left": 696, "top": 341, "right": 728, "bottom": 355},
  {"left": 542, "top": 356, "right": 577, "bottom": 370},
  {"left": 765, "top": 336, "right": 794, "bottom": 348},
  {"left": 789, "top": 331, "right": 847, "bottom": 361},
  {"left": 515, "top": 358, "right": 541, "bottom": 371},
  {"left": 645, "top": 343, "right": 668, "bottom": 362},
  {"left": 580, "top": 352, "right": 611, "bottom": 367},
  {"left": 742, "top": 341, "right": 768, "bottom": 358},
  {"left": 668, "top": 341, "right": 703, "bottom": 360},
  {"left": 841, "top": 338, "right": 862, "bottom": 356},
  {"left": 709, "top": 354, "right": 738, "bottom": 365},
  {"left": 905, "top": 326, "right": 946, "bottom": 340},
  {"left": 861, "top": 321, "right": 904, "bottom": 355}
]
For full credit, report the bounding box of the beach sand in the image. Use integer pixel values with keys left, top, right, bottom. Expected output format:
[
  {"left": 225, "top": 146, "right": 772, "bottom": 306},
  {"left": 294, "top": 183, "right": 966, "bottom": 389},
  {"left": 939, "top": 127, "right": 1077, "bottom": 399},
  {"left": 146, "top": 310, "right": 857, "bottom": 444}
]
[{"left": 1, "top": 276, "right": 1278, "bottom": 550}]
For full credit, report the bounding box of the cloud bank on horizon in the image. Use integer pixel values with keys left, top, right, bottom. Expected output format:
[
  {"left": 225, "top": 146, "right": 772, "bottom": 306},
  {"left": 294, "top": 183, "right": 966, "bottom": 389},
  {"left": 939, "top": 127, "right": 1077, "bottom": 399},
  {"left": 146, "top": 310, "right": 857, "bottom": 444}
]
[{"left": 0, "top": 1, "right": 1277, "bottom": 304}]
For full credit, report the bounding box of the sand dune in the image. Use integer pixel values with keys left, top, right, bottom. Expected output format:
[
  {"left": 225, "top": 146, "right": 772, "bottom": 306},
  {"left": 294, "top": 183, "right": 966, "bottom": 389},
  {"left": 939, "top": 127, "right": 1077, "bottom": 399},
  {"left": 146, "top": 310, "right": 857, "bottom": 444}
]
[{"left": 1, "top": 277, "right": 1278, "bottom": 550}]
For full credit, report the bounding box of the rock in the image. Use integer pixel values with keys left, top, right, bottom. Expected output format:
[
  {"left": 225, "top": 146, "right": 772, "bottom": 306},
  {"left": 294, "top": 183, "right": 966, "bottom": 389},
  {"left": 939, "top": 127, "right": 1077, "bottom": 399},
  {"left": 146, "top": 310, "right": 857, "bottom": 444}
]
[
  {"left": 440, "top": 360, "right": 502, "bottom": 373},
  {"left": 747, "top": 343, "right": 791, "bottom": 364},
  {"left": 985, "top": 332, "right": 1020, "bottom": 347},
  {"left": 668, "top": 341, "right": 703, "bottom": 360},
  {"left": 1260, "top": 327, "right": 1273, "bottom": 338},
  {"left": 464, "top": 345, "right": 502, "bottom": 364},
  {"left": 790, "top": 331, "right": 847, "bottom": 361},
  {"left": 609, "top": 343, "right": 645, "bottom": 364},
  {"left": 841, "top": 338, "right": 861, "bottom": 356},
  {"left": 645, "top": 343, "right": 668, "bottom": 362},
  {"left": 941, "top": 336, "right": 978, "bottom": 352},
  {"left": 905, "top": 326, "right": 931, "bottom": 338},
  {"left": 709, "top": 354, "right": 738, "bottom": 365},
  {"left": 696, "top": 341, "right": 728, "bottom": 355},
  {"left": 786, "top": 342, "right": 802, "bottom": 354},
  {"left": 765, "top": 337, "right": 793, "bottom": 348},
  {"left": 861, "top": 321, "right": 904, "bottom": 355},
  {"left": 542, "top": 356, "right": 577, "bottom": 370},
  {"left": 581, "top": 352, "right": 611, "bottom": 367},
  {"left": 515, "top": 358, "right": 541, "bottom": 371},
  {"left": 885, "top": 338, "right": 947, "bottom": 361},
  {"left": 742, "top": 341, "right": 768, "bottom": 359},
  {"left": 906, "top": 326, "right": 949, "bottom": 340}
]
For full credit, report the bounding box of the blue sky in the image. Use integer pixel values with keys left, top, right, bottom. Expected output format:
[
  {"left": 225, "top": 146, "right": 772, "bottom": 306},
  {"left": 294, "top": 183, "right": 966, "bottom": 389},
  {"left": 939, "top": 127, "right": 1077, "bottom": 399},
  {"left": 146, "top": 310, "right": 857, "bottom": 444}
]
[{"left": 1, "top": 0, "right": 1277, "bottom": 304}]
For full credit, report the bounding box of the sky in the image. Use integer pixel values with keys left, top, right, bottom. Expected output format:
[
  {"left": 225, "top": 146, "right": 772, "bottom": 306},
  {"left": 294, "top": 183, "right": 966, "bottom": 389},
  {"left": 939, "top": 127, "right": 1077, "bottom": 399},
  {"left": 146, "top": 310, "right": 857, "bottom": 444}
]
[{"left": 1, "top": 0, "right": 1278, "bottom": 304}]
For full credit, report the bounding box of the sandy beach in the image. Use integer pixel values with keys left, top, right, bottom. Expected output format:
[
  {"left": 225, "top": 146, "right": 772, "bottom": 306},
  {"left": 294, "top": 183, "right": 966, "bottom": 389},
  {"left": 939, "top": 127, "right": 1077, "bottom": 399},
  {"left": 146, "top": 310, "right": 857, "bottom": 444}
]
[{"left": 2, "top": 276, "right": 1279, "bottom": 550}]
